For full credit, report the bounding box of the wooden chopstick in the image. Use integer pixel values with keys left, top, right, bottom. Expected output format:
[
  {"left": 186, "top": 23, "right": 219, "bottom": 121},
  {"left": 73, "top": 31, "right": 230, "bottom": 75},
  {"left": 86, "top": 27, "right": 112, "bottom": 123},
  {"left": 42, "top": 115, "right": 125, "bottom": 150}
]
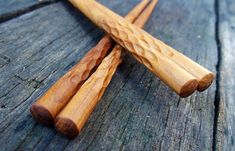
[
  {"left": 30, "top": 0, "right": 150, "bottom": 126},
  {"left": 69, "top": 0, "right": 199, "bottom": 97},
  {"left": 89, "top": 0, "right": 215, "bottom": 92},
  {"left": 55, "top": 0, "right": 159, "bottom": 138}
]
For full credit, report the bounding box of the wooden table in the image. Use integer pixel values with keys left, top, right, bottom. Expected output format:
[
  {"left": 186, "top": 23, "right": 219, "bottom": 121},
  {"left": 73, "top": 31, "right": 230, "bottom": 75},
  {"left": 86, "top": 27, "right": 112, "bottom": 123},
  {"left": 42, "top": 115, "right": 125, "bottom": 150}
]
[{"left": 0, "top": 0, "right": 233, "bottom": 150}]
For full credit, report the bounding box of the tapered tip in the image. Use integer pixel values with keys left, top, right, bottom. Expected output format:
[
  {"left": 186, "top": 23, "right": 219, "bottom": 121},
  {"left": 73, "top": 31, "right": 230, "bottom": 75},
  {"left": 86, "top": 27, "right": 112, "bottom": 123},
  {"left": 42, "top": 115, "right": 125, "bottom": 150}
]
[
  {"left": 197, "top": 73, "right": 214, "bottom": 91},
  {"left": 179, "top": 79, "right": 198, "bottom": 97},
  {"left": 30, "top": 103, "right": 54, "bottom": 126},
  {"left": 55, "top": 117, "right": 79, "bottom": 139}
]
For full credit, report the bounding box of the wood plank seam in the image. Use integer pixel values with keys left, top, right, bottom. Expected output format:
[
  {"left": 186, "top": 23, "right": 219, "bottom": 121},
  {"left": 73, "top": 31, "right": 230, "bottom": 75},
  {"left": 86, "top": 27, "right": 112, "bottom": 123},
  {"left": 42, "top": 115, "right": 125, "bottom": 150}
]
[{"left": 213, "top": 0, "right": 222, "bottom": 150}]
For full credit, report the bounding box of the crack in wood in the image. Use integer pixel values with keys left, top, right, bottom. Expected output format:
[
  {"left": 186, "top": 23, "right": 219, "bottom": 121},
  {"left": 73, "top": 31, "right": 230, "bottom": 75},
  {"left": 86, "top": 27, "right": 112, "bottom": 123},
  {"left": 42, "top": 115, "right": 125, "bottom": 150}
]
[
  {"left": 0, "top": 54, "right": 10, "bottom": 68},
  {"left": 0, "top": 0, "right": 61, "bottom": 23},
  {"left": 212, "top": 0, "right": 222, "bottom": 150}
]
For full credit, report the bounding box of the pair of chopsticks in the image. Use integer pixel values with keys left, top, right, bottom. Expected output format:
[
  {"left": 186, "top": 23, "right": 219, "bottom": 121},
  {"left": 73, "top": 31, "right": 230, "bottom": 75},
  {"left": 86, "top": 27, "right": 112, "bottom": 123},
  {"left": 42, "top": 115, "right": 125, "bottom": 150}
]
[
  {"left": 31, "top": 0, "right": 214, "bottom": 138},
  {"left": 71, "top": 0, "right": 215, "bottom": 95},
  {"left": 31, "top": 0, "right": 159, "bottom": 138}
]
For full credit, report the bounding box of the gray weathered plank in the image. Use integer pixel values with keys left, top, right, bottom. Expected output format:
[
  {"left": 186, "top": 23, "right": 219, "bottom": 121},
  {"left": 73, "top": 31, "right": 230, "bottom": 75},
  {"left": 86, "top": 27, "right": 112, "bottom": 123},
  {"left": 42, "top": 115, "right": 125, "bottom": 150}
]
[
  {"left": 0, "top": 0, "right": 57, "bottom": 22},
  {"left": 0, "top": 0, "right": 217, "bottom": 150},
  {"left": 216, "top": 0, "right": 235, "bottom": 150}
]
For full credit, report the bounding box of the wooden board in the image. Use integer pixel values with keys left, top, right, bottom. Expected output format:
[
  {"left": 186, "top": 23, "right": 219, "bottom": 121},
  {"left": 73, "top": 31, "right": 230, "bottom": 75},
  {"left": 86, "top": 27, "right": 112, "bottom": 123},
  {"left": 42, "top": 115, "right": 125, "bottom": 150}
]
[
  {"left": 216, "top": 0, "right": 235, "bottom": 150},
  {"left": 0, "top": 0, "right": 57, "bottom": 22},
  {"left": 0, "top": 0, "right": 218, "bottom": 150}
]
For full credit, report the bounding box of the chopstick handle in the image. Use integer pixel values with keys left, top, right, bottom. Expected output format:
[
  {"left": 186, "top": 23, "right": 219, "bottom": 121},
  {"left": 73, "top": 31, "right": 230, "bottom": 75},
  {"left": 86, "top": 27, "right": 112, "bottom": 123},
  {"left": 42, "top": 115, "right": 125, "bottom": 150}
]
[
  {"left": 91, "top": 0, "right": 214, "bottom": 91},
  {"left": 30, "top": 35, "right": 113, "bottom": 125},
  {"left": 69, "top": 0, "right": 198, "bottom": 96},
  {"left": 30, "top": 0, "right": 150, "bottom": 126},
  {"left": 55, "top": 0, "right": 158, "bottom": 138},
  {"left": 55, "top": 45, "right": 122, "bottom": 138}
]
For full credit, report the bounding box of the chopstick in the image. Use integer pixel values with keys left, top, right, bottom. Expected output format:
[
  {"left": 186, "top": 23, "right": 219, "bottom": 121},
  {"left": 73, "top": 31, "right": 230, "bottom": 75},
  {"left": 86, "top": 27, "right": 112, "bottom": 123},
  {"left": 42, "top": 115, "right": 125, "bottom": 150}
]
[
  {"left": 30, "top": 0, "right": 150, "bottom": 126},
  {"left": 55, "top": 0, "right": 159, "bottom": 138},
  {"left": 69, "top": 0, "right": 200, "bottom": 97},
  {"left": 91, "top": 0, "right": 214, "bottom": 92}
]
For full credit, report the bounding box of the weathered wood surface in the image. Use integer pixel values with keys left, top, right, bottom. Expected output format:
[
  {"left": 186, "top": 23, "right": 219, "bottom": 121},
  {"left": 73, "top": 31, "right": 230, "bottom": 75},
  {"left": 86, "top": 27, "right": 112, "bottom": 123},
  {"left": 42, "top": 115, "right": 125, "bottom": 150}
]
[
  {"left": 0, "top": 0, "right": 220, "bottom": 150},
  {"left": 216, "top": 0, "right": 235, "bottom": 150},
  {"left": 0, "top": 0, "right": 58, "bottom": 22}
]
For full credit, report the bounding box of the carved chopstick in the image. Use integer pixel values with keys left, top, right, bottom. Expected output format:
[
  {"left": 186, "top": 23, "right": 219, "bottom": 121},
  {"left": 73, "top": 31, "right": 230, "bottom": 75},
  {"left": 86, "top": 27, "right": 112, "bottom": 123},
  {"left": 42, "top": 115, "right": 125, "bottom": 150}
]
[
  {"left": 30, "top": 0, "right": 150, "bottom": 126},
  {"left": 55, "top": 0, "right": 159, "bottom": 138},
  {"left": 69, "top": 0, "right": 214, "bottom": 96}
]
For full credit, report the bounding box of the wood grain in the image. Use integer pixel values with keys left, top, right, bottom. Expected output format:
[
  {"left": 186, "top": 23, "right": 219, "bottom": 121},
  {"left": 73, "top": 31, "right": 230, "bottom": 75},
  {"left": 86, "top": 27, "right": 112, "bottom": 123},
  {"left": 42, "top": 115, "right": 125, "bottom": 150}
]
[
  {"left": 55, "top": 0, "right": 158, "bottom": 138},
  {"left": 30, "top": 34, "right": 114, "bottom": 125},
  {"left": 69, "top": 0, "right": 199, "bottom": 97},
  {"left": 93, "top": 0, "right": 215, "bottom": 92},
  {"left": 56, "top": 44, "right": 123, "bottom": 138},
  {"left": 216, "top": 0, "right": 235, "bottom": 150},
  {"left": 30, "top": 0, "right": 149, "bottom": 126},
  {"left": 0, "top": 0, "right": 57, "bottom": 22}
]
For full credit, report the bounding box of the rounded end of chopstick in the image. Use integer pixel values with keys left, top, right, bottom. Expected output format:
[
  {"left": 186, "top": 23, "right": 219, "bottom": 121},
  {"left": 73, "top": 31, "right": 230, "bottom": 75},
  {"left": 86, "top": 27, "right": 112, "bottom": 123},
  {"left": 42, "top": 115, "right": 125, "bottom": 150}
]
[
  {"left": 197, "top": 72, "right": 215, "bottom": 91},
  {"left": 30, "top": 103, "right": 54, "bottom": 126},
  {"left": 179, "top": 79, "right": 198, "bottom": 97},
  {"left": 55, "top": 117, "right": 79, "bottom": 139}
]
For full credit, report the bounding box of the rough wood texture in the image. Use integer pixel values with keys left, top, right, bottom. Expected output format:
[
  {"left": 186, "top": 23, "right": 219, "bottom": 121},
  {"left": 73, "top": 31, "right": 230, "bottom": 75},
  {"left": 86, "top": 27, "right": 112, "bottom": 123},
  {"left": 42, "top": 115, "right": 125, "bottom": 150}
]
[
  {"left": 93, "top": 0, "right": 215, "bottom": 93},
  {"left": 30, "top": 0, "right": 149, "bottom": 127},
  {"left": 74, "top": 0, "right": 214, "bottom": 93},
  {"left": 30, "top": 34, "right": 114, "bottom": 126},
  {"left": 0, "top": 0, "right": 219, "bottom": 150},
  {"left": 216, "top": 0, "right": 235, "bottom": 150},
  {"left": 55, "top": 44, "right": 122, "bottom": 138},
  {"left": 55, "top": 0, "right": 157, "bottom": 138},
  {"left": 70, "top": 0, "right": 200, "bottom": 97},
  {"left": 0, "top": 0, "right": 57, "bottom": 22}
]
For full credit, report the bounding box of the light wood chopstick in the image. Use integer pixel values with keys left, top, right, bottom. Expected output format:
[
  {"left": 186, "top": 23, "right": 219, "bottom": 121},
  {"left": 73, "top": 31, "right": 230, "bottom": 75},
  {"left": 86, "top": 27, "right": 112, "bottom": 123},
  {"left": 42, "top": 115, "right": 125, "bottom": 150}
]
[
  {"left": 89, "top": 0, "right": 215, "bottom": 92},
  {"left": 69, "top": 0, "right": 199, "bottom": 97},
  {"left": 30, "top": 0, "right": 150, "bottom": 126},
  {"left": 55, "top": 0, "right": 159, "bottom": 138}
]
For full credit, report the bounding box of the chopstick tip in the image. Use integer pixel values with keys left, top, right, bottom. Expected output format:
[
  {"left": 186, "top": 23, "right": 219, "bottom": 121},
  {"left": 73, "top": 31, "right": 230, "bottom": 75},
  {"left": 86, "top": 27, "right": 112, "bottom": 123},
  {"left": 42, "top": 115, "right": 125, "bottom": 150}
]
[
  {"left": 30, "top": 103, "right": 54, "bottom": 126},
  {"left": 197, "top": 72, "right": 215, "bottom": 92},
  {"left": 55, "top": 117, "right": 79, "bottom": 139},
  {"left": 179, "top": 79, "right": 198, "bottom": 97}
]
